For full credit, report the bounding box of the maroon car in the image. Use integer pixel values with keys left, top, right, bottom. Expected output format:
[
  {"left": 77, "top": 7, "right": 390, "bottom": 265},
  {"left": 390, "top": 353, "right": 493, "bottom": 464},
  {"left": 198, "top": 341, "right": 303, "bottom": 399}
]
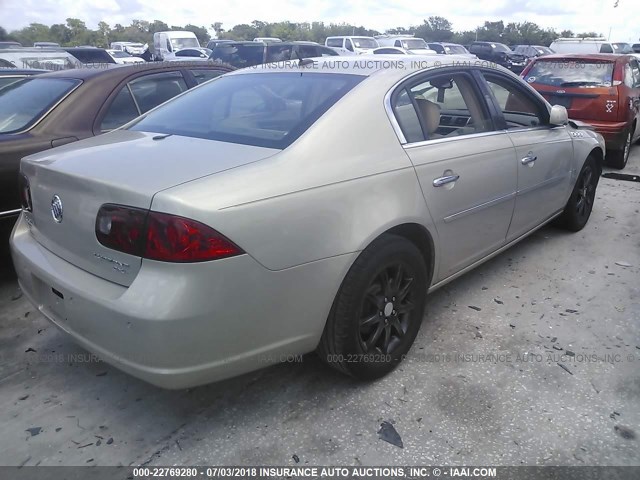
[
  {"left": 0, "top": 61, "right": 234, "bottom": 245},
  {"left": 521, "top": 53, "right": 640, "bottom": 168}
]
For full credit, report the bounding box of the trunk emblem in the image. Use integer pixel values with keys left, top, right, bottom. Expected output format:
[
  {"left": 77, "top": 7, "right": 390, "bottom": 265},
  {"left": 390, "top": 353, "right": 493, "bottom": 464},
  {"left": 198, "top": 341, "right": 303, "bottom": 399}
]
[{"left": 51, "top": 195, "right": 63, "bottom": 223}]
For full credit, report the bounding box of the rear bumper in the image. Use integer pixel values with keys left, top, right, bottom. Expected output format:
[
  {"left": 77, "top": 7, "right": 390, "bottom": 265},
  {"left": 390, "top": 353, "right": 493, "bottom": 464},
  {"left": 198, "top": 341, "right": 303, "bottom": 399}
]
[
  {"left": 580, "top": 120, "right": 629, "bottom": 150},
  {"left": 10, "top": 214, "right": 354, "bottom": 388}
]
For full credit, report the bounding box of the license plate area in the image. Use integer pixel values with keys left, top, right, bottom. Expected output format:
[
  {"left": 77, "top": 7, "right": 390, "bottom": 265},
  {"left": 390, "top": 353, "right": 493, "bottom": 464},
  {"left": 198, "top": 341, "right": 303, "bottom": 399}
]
[
  {"left": 546, "top": 95, "right": 572, "bottom": 108},
  {"left": 32, "top": 275, "right": 67, "bottom": 321}
]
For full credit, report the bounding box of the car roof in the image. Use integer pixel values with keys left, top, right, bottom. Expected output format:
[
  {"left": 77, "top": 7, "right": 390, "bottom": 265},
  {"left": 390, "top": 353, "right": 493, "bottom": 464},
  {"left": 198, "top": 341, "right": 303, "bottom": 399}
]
[
  {"left": 229, "top": 54, "right": 503, "bottom": 81},
  {"left": 0, "top": 68, "right": 49, "bottom": 75},
  {"left": 532, "top": 53, "right": 626, "bottom": 61},
  {"left": 34, "top": 61, "right": 231, "bottom": 81}
]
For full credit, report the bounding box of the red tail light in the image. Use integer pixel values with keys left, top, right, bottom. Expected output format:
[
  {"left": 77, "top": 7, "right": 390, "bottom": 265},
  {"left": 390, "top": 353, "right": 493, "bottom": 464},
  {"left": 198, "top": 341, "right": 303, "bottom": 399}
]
[
  {"left": 19, "top": 173, "right": 32, "bottom": 212},
  {"left": 95, "top": 205, "right": 244, "bottom": 263}
]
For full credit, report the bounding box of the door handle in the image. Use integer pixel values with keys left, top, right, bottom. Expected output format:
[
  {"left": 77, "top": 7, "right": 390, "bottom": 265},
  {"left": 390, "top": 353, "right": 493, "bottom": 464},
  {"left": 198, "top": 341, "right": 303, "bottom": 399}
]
[
  {"left": 521, "top": 154, "right": 537, "bottom": 165},
  {"left": 433, "top": 174, "right": 460, "bottom": 187}
]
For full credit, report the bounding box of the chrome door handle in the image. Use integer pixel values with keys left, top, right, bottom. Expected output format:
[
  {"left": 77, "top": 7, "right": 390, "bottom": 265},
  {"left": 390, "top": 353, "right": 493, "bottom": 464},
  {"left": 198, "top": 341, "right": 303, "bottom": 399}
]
[
  {"left": 521, "top": 154, "right": 537, "bottom": 165},
  {"left": 433, "top": 174, "right": 460, "bottom": 187}
]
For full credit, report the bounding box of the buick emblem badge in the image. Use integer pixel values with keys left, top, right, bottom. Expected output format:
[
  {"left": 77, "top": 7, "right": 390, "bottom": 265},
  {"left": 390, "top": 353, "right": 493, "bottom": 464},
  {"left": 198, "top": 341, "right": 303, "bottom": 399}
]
[{"left": 51, "top": 195, "right": 63, "bottom": 223}]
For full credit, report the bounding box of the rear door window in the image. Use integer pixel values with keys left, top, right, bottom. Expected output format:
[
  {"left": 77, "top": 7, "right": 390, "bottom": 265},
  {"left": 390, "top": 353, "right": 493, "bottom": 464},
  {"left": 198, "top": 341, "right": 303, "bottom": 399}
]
[
  {"left": 100, "top": 86, "right": 139, "bottom": 131},
  {"left": 392, "top": 72, "right": 494, "bottom": 143},
  {"left": 128, "top": 71, "right": 188, "bottom": 113}
]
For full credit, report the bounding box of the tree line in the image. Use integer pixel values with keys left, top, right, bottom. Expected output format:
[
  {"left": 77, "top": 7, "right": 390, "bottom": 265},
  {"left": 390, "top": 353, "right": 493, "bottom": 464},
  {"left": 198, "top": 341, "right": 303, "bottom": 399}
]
[{"left": 1, "top": 18, "right": 602, "bottom": 49}]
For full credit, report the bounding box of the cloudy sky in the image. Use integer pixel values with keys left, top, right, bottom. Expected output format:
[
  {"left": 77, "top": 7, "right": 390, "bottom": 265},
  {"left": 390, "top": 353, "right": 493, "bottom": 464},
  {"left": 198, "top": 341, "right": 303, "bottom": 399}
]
[{"left": 1, "top": 0, "right": 638, "bottom": 42}]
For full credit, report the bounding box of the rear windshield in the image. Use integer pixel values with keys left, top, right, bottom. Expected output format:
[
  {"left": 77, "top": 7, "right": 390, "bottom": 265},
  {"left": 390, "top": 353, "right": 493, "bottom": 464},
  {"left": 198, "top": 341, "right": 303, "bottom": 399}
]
[
  {"left": 352, "top": 38, "right": 378, "bottom": 49},
  {"left": 612, "top": 43, "right": 632, "bottom": 54},
  {"left": 525, "top": 60, "right": 614, "bottom": 87},
  {"left": 128, "top": 72, "right": 364, "bottom": 149},
  {"left": 0, "top": 77, "right": 81, "bottom": 133},
  {"left": 210, "top": 44, "right": 265, "bottom": 68},
  {"left": 444, "top": 45, "right": 469, "bottom": 54},
  {"left": 67, "top": 49, "right": 115, "bottom": 64}
]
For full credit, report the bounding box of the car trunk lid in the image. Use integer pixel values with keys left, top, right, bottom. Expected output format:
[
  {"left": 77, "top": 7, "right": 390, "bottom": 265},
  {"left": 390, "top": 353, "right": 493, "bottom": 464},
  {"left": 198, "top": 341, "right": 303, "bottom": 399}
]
[{"left": 21, "top": 130, "right": 279, "bottom": 286}]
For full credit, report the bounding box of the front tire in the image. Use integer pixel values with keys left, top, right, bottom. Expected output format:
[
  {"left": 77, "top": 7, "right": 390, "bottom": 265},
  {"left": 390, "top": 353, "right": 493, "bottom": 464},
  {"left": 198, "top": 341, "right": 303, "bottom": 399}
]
[
  {"left": 556, "top": 154, "right": 599, "bottom": 232},
  {"left": 317, "top": 234, "right": 428, "bottom": 380}
]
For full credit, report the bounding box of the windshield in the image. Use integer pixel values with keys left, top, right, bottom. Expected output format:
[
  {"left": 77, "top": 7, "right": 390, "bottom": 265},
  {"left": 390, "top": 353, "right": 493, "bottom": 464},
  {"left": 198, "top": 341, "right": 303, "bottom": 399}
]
[
  {"left": 491, "top": 43, "right": 512, "bottom": 53},
  {"left": 402, "top": 39, "right": 428, "bottom": 50},
  {"left": 535, "top": 47, "right": 553, "bottom": 55},
  {"left": 112, "top": 51, "right": 132, "bottom": 58},
  {"left": 128, "top": 72, "right": 364, "bottom": 149},
  {"left": 210, "top": 44, "right": 265, "bottom": 67},
  {"left": 0, "top": 77, "right": 81, "bottom": 133},
  {"left": 352, "top": 38, "right": 378, "bottom": 49},
  {"left": 171, "top": 37, "right": 200, "bottom": 50},
  {"left": 612, "top": 43, "right": 632, "bottom": 54},
  {"left": 444, "top": 45, "right": 470, "bottom": 54},
  {"left": 525, "top": 60, "right": 614, "bottom": 87}
]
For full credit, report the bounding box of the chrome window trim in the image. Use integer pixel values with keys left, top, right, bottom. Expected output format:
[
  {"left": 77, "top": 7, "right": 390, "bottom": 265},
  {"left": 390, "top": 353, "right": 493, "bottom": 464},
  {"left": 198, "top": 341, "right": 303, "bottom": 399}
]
[
  {"left": 3, "top": 79, "right": 83, "bottom": 135},
  {"left": 403, "top": 129, "right": 508, "bottom": 149}
]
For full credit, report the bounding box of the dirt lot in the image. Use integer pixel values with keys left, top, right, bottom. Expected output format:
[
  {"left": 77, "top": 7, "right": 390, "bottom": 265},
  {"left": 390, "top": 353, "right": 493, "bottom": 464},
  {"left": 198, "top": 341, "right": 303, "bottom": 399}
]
[{"left": 0, "top": 148, "right": 638, "bottom": 468}]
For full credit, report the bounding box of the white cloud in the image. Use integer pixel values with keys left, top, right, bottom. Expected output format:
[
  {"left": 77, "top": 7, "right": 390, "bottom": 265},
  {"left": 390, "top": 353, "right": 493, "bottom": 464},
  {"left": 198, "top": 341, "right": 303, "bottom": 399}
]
[{"left": 1, "top": 0, "right": 638, "bottom": 42}]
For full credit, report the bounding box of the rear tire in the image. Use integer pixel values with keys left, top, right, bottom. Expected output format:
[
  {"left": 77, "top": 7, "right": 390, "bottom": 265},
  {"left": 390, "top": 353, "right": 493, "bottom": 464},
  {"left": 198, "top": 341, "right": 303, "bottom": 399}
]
[
  {"left": 607, "top": 128, "right": 632, "bottom": 169},
  {"left": 317, "top": 234, "right": 427, "bottom": 380},
  {"left": 555, "top": 154, "right": 599, "bottom": 232}
]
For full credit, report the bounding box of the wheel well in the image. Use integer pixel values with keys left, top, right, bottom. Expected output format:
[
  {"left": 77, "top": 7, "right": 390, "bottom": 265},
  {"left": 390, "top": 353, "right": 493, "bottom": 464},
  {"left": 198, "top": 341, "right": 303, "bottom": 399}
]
[{"left": 386, "top": 223, "right": 435, "bottom": 285}]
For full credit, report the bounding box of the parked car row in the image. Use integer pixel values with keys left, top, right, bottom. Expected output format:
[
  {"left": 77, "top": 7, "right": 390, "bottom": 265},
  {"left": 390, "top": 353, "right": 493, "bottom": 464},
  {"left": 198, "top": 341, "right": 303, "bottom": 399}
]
[
  {"left": 3, "top": 51, "right": 606, "bottom": 388},
  {"left": 0, "top": 62, "right": 234, "bottom": 228}
]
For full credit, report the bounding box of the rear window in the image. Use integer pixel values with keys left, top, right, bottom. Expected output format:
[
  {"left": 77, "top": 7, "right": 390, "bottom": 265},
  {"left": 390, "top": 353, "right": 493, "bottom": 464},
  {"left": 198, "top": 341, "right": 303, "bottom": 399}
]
[
  {"left": 445, "top": 45, "right": 469, "bottom": 55},
  {"left": 128, "top": 72, "right": 364, "bottom": 149},
  {"left": 525, "top": 60, "right": 614, "bottom": 87},
  {"left": 67, "top": 49, "right": 115, "bottom": 64},
  {"left": 210, "top": 44, "right": 265, "bottom": 68},
  {"left": 403, "top": 39, "right": 428, "bottom": 50},
  {"left": 0, "top": 77, "right": 80, "bottom": 133},
  {"left": 352, "top": 38, "right": 378, "bottom": 49}
]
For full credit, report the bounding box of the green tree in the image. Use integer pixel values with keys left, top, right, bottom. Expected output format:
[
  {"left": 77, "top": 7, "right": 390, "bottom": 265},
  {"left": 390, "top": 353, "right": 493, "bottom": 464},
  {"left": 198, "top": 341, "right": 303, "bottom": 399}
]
[{"left": 183, "top": 24, "right": 210, "bottom": 45}]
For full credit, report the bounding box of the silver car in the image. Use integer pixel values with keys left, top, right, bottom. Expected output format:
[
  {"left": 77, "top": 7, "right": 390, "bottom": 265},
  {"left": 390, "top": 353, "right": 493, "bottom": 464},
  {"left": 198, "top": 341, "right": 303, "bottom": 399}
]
[{"left": 11, "top": 56, "right": 605, "bottom": 388}]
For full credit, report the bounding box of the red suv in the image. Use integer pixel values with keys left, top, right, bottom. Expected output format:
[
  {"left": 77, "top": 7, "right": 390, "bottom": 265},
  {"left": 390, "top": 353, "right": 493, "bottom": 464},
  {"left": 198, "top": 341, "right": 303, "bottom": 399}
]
[{"left": 521, "top": 54, "right": 640, "bottom": 168}]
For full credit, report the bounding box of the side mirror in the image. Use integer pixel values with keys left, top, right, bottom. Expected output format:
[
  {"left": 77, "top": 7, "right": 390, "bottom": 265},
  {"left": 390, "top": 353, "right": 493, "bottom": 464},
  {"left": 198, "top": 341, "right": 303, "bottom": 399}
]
[{"left": 549, "top": 104, "right": 568, "bottom": 126}]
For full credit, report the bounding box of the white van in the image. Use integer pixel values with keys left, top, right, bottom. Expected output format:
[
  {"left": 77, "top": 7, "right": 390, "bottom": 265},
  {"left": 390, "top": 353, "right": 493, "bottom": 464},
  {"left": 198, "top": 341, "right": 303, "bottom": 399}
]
[
  {"left": 325, "top": 36, "right": 379, "bottom": 55},
  {"left": 549, "top": 37, "right": 616, "bottom": 54},
  {"left": 152, "top": 31, "right": 200, "bottom": 60}
]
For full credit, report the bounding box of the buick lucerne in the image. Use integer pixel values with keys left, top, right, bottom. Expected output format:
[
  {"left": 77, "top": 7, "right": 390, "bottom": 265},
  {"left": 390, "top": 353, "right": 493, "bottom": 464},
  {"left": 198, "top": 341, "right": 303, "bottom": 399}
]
[{"left": 11, "top": 56, "right": 605, "bottom": 388}]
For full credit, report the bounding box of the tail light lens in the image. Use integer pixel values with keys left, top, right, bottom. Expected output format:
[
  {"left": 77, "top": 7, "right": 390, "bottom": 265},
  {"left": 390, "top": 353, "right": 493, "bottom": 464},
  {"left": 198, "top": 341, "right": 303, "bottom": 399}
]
[
  {"left": 96, "top": 205, "right": 147, "bottom": 256},
  {"left": 95, "top": 204, "right": 244, "bottom": 263},
  {"left": 19, "top": 173, "right": 32, "bottom": 212}
]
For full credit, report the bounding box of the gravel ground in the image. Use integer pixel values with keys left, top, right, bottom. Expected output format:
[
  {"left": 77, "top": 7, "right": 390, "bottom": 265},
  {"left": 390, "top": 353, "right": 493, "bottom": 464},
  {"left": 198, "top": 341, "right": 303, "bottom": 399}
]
[{"left": 0, "top": 147, "right": 638, "bottom": 468}]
